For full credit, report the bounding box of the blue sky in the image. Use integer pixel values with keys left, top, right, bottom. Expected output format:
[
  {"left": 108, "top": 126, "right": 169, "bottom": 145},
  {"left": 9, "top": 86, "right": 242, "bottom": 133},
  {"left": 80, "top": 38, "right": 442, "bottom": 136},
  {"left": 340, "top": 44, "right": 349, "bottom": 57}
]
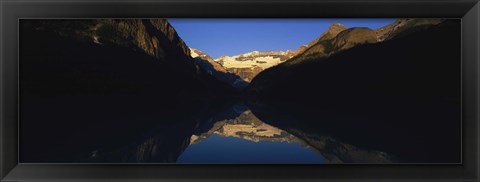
[{"left": 169, "top": 19, "right": 396, "bottom": 59}]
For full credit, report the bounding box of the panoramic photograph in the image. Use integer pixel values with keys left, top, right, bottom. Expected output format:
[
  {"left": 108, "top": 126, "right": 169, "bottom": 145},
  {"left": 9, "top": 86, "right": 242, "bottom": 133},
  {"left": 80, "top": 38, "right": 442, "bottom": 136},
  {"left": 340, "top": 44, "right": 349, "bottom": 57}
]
[{"left": 19, "top": 18, "right": 461, "bottom": 164}]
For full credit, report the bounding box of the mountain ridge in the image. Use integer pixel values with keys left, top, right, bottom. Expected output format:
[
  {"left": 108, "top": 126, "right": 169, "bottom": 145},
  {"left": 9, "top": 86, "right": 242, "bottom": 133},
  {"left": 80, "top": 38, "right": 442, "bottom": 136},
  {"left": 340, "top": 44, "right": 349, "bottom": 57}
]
[
  {"left": 249, "top": 18, "right": 446, "bottom": 88},
  {"left": 212, "top": 45, "right": 308, "bottom": 82},
  {"left": 190, "top": 48, "right": 248, "bottom": 89}
]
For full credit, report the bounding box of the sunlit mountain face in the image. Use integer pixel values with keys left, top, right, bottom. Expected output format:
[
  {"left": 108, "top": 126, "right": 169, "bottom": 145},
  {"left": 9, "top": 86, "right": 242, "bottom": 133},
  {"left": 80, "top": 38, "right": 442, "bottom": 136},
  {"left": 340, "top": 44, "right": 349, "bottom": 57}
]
[{"left": 20, "top": 18, "right": 461, "bottom": 164}]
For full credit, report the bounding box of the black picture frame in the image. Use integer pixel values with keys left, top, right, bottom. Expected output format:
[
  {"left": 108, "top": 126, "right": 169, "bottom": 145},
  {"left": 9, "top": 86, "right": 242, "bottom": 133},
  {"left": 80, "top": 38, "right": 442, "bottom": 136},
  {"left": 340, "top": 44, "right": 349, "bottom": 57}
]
[{"left": 1, "top": 0, "right": 479, "bottom": 181}]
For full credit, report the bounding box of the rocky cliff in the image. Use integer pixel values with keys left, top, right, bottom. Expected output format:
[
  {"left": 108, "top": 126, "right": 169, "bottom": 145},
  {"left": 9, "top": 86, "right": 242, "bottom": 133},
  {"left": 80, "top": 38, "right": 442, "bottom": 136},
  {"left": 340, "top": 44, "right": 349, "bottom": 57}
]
[
  {"left": 190, "top": 48, "right": 248, "bottom": 89},
  {"left": 31, "top": 19, "right": 192, "bottom": 63},
  {"left": 22, "top": 19, "right": 239, "bottom": 95}
]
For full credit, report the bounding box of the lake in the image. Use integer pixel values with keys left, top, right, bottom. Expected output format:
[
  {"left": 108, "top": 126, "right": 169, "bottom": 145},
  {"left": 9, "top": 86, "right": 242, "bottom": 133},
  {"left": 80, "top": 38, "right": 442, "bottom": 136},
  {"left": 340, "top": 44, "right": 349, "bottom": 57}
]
[
  {"left": 75, "top": 102, "right": 393, "bottom": 163},
  {"left": 20, "top": 95, "right": 459, "bottom": 163}
]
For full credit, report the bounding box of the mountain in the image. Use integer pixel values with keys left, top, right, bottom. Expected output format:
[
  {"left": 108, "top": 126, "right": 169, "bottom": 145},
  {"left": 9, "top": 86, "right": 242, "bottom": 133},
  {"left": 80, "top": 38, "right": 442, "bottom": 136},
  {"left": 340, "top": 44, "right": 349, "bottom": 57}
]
[
  {"left": 306, "top": 23, "right": 348, "bottom": 47},
  {"left": 246, "top": 20, "right": 461, "bottom": 163},
  {"left": 374, "top": 18, "right": 444, "bottom": 41},
  {"left": 21, "top": 19, "right": 237, "bottom": 97},
  {"left": 20, "top": 19, "right": 238, "bottom": 162},
  {"left": 216, "top": 49, "right": 304, "bottom": 70},
  {"left": 283, "top": 24, "right": 379, "bottom": 66},
  {"left": 249, "top": 19, "right": 446, "bottom": 92},
  {"left": 29, "top": 19, "right": 193, "bottom": 68},
  {"left": 214, "top": 46, "right": 307, "bottom": 82},
  {"left": 191, "top": 48, "right": 226, "bottom": 72},
  {"left": 190, "top": 48, "right": 248, "bottom": 89},
  {"left": 280, "top": 19, "right": 443, "bottom": 67}
]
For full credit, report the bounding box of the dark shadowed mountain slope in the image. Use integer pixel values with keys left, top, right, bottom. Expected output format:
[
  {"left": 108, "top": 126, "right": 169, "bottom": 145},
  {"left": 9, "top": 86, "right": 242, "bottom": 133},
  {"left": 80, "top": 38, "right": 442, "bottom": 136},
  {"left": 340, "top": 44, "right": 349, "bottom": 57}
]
[
  {"left": 248, "top": 19, "right": 453, "bottom": 97},
  {"left": 19, "top": 19, "right": 238, "bottom": 162},
  {"left": 246, "top": 20, "right": 461, "bottom": 163},
  {"left": 374, "top": 18, "right": 444, "bottom": 41},
  {"left": 246, "top": 102, "right": 395, "bottom": 163},
  {"left": 20, "top": 19, "right": 237, "bottom": 98}
]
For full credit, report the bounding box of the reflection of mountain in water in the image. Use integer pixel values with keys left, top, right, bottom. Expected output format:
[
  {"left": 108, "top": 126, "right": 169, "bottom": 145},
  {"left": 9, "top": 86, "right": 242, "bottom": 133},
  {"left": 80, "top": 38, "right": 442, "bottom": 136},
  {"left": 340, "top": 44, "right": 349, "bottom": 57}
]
[
  {"left": 81, "top": 105, "right": 212, "bottom": 163},
  {"left": 246, "top": 102, "right": 395, "bottom": 163},
  {"left": 82, "top": 103, "right": 394, "bottom": 163},
  {"left": 87, "top": 120, "right": 195, "bottom": 163},
  {"left": 190, "top": 104, "right": 395, "bottom": 163},
  {"left": 190, "top": 109, "right": 298, "bottom": 144}
]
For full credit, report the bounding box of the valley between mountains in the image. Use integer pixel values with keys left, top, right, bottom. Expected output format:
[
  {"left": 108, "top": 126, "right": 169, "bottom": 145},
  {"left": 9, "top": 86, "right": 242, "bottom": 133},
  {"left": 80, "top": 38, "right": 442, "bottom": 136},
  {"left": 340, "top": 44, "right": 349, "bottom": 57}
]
[{"left": 20, "top": 19, "right": 461, "bottom": 163}]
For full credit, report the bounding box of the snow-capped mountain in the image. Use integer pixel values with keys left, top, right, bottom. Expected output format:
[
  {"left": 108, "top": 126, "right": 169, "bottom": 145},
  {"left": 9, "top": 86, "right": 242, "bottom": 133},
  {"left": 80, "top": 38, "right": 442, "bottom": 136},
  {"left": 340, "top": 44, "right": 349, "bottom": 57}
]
[
  {"left": 214, "top": 46, "right": 307, "bottom": 82},
  {"left": 215, "top": 48, "right": 304, "bottom": 70}
]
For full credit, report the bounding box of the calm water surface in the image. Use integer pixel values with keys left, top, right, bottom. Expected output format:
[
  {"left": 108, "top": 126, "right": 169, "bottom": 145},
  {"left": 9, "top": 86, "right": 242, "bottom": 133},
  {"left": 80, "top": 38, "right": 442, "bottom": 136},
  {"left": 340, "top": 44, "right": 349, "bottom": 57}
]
[
  {"left": 177, "top": 134, "right": 326, "bottom": 164},
  {"left": 21, "top": 97, "right": 395, "bottom": 163},
  {"left": 81, "top": 103, "right": 393, "bottom": 163}
]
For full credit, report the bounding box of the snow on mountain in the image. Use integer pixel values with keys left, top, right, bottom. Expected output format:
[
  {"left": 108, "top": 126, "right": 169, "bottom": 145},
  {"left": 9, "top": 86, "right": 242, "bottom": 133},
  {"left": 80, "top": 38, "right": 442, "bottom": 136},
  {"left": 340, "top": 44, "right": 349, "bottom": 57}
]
[
  {"left": 190, "top": 49, "right": 200, "bottom": 58},
  {"left": 215, "top": 48, "right": 304, "bottom": 70},
  {"left": 210, "top": 46, "right": 307, "bottom": 82}
]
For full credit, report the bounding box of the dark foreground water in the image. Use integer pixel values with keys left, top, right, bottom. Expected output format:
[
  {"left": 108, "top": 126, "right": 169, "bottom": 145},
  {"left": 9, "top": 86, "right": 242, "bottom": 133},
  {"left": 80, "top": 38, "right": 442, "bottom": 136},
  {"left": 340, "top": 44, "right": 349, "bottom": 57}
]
[
  {"left": 86, "top": 102, "right": 393, "bottom": 164},
  {"left": 20, "top": 95, "right": 460, "bottom": 164}
]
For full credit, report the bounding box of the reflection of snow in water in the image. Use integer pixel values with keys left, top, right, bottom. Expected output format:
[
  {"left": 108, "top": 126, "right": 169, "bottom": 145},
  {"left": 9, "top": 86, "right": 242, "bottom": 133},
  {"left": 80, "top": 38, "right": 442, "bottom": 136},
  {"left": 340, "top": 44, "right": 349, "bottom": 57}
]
[
  {"left": 218, "top": 123, "right": 284, "bottom": 139},
  {"left": 190, "top": 108, "right": 299, "bottom": 145},
  {"left": 93, "top": 36, "right": 102, "bottom": 44}
]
